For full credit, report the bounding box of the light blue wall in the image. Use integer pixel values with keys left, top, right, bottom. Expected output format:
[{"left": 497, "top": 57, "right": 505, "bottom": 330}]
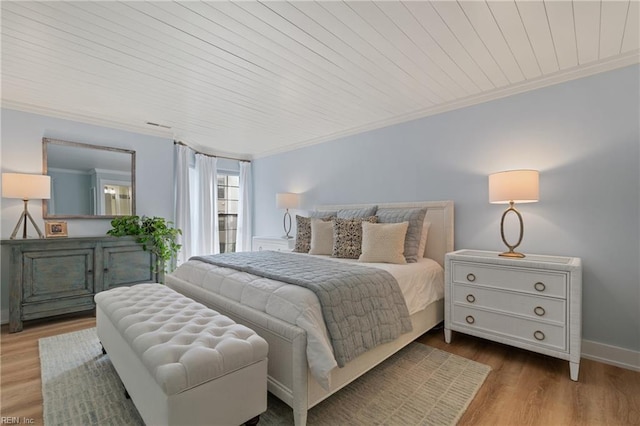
[
  {"left": 1, "top": 108, "right": 175, "bottom": 322},
  {"left": 1, "top": 108, "right": 174, "bottom": 235},
  {"left": 253, "top": 64, "right": 640, "bottom": 353}
]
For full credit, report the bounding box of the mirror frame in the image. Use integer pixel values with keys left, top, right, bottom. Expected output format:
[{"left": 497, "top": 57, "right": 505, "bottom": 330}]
[{"left": 42, "top": 138, "right": 136, "bottom": 219}]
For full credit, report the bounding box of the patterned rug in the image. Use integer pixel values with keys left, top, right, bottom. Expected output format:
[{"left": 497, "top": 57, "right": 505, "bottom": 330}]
[{"left": 40, "top": 328, "right": 490, "bottom": 425}]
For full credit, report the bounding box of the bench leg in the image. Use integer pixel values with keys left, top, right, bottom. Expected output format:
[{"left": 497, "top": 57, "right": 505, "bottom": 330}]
[{"left": 245, "top": 415, "right": 259, "bottom": 426}]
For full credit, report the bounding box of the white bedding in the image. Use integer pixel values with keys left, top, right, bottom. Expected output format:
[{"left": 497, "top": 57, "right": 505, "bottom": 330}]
[{"left": 168, "top": 253, "right": 444, "bottom": 389}]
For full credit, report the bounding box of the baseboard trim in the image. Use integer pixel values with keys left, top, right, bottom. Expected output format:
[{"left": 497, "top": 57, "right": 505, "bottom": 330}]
[{"left": 582, "top": 339, "right": 640, "bottom": 372}]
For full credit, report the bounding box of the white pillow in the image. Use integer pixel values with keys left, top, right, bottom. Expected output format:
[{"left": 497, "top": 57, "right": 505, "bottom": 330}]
[
  {"left": 417, "top": 220, "right": 431, "bottom": 259},
  {"left": 309, "top": 218, "right": 334, "bottom": 255},
  {"left": 358, "top": 221, "right": 408, "bottom": 264}
]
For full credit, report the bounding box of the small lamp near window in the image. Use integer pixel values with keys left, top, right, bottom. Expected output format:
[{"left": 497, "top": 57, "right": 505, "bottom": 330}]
[
  {"left": 489, "top": 169, "right": 539, "bottom": 258},
  {"left": 276, "top": 192, "right": 299, "bottom": 239},
  {"left": 2, "top": 173, "right": 51, "bottom": 239}
]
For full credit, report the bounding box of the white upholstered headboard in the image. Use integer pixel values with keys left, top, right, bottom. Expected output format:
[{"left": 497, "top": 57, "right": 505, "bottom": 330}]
[{"left": 314, "top": 201, "right": 454, "bottom": 268}]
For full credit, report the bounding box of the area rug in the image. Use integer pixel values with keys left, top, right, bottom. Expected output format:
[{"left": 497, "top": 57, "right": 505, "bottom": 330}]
[{"left": 40, "top": 328, "right": 490, "bottom": 425}]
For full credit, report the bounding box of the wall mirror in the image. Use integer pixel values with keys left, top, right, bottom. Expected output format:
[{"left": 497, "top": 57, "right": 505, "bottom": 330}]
[{"left": 42, "top": 138, "right": 136, "bottom": 219}]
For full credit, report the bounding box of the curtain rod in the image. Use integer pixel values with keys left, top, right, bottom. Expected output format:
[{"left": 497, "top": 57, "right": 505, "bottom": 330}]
[{"left": 174, "top": 141, "right": 251, "bottom": 162}]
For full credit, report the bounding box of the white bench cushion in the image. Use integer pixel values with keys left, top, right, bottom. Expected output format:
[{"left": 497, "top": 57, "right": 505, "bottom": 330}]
[{"left": 94, "top": 283, "right": 268, "bottom": 396}]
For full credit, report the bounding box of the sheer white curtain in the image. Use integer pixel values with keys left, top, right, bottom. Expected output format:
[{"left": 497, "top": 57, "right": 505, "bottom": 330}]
[
  {"left": 194, "top": 154, "right": 219, "bottom": 256},
  {"left": 236, "top": 161, "right": 252, "bottom": 252},
  {"left": 174, "top": 144, "right": 192, "bottom": 265}
]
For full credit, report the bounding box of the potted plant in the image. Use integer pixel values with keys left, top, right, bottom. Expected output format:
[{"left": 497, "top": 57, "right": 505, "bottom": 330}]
[{"left": 107, "top": 215, "right": 181, "bottom": 274}]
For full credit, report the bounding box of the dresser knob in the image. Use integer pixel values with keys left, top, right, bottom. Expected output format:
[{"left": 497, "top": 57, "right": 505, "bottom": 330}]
[
  {"left": 466, "top": 294, "right": 476, "bottom": 303},
  {"left": 465, "top": 315, "right": 475, "bottom": 324},
  {"left": 534, "top": 330, "right": 545, "bottom": 341},
  {"left": 534, "top": 306, "right": 546, "bottom": 316},
  {"left": 534, "top": 282, "right": 546, "bottom": 292},
  {"left": 466, "top": 273, "right": 476, "bottom": 282}
]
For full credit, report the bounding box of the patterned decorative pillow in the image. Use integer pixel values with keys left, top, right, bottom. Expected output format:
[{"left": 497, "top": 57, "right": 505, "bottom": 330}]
[
  {"left": 336, "top": 206, "right": 378, "bottom": 219},
  {"left": 293, "top": 215, "right": 334, "bottom": 253},
  {"left": 309, "top": 218, "right": 335, "bottom": 255},
  {"left": 332, "top": 216, "right": 378, "bottom": 259},
  {"left": 359, "top": 221, "right": 409, "bottom": 264},
  {"left": 376, "top": 208, "right": 427, "bottom": 263},
  {"left": 293, "top": 216, "right": 312, "bottom": 253}
]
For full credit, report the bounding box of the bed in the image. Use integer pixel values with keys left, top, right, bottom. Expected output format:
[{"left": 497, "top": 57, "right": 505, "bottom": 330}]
[{"left": 165, "top": 200, "right": 454, "bottom": 426}]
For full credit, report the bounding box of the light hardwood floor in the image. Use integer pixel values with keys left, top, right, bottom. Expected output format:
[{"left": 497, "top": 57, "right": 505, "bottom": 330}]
[{"left": 1, "top": 314, "right": 639, "bottom": 425}]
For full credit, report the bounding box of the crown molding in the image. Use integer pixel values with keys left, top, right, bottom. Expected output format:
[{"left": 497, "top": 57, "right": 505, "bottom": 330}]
[
  {"left": 0, "top": 101, "right": 175, "bottom": 140},
  {"left": 253, "top": 51, "right": 639, "bottom": 159}
]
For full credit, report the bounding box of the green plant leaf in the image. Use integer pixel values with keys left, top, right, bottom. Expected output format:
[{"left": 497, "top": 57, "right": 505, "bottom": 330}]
[{"left": 106, "top": 215, "right": 181, "bottom": 274}]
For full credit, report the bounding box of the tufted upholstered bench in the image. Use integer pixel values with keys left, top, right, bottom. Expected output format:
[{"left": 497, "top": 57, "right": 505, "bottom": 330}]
[{"left": 94, "top": 283, "right": 268, "bottom": 426}]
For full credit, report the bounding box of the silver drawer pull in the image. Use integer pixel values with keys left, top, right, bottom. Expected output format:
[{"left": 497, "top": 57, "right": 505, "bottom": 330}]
[
  {"left": 534, "top": 330, "right": 545, "bottom": 341},
  {"left": 465, "top": 315, "right": 475, "bottom": 324},
  {"left": 534, "top": 306, "right": 546, "bottom": 316},
  {"left": 534, "top": 282, "right": 546, "bottom": 292},
  {"left": 466, "top": 294, "right": 476, "bottom": 303},
  {"left": 466, "top": 273, "right": 476, "bottom": 282}
]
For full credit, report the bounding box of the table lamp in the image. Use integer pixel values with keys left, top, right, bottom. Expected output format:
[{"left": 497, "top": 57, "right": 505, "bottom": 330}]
[
  {"left": 2, "top": 173, "right": 51, "bottom": 239},
  {"left": 276, "top": 192, "right": 299, "bottom": 239},
  {"left": 489, "top": 169, "right": 539, "bottom": 258}
]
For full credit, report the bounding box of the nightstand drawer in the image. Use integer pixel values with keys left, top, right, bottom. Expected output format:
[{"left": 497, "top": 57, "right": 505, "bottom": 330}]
[
  {"left": 453, "top": 284, "right": 566, "bottom": 324},
  {"left": 252, "top": 237, "right": 295, "bottom": 252},
  {"left": 452, "top": 261, "right": 567, "bottom": 298},
  {"left": 255, "top": 242, "right": 289, "bottom": 251},
  {"left": 452, "top": 306, "right": 566, "bottom": 351}
]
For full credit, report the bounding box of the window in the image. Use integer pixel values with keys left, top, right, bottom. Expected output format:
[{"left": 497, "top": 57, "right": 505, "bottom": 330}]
[{"left": 217, "top": 174, "right": 239, "bottom": 253}]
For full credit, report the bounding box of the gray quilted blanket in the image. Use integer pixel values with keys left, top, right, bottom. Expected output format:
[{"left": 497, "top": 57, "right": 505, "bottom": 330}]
[{"left": 191, "top": 251, "right": 412, "bottom": 367}]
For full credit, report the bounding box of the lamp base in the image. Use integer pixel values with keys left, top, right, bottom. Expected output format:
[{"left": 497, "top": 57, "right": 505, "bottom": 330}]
[
  {"left": 10, "top": 199, "right": 45, "bottom": 239},
  {"left": 499, "top": 251, "right": 525, "bottom": 258},
  {"left": 282, "top": 210, "right": 293, "bottom": 240},
  {"left": 498, "top": 202, "right": 525, "bottom": 259}
]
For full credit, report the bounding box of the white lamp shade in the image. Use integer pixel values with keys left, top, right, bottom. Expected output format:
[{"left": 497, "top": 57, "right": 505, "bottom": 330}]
[
  {"left": 276, "top": 192, "right": 299, "bottom": 209},
  {"left": 2, "top": 173, "right": 51, "bottom": 200},
  {"left": 489, "top": 170, "right": 539, "bottom": 204}
]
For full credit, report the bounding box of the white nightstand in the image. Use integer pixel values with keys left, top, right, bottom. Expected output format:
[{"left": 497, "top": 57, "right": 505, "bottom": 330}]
[
  {"left": 252, "top": 236, "right": 295, "bottom": 252},
  {"left": 444, "top": 249, "right": 582, "bottom": 381}
]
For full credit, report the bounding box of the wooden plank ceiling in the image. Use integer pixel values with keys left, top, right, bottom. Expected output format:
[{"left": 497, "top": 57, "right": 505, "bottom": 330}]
[{"left": 2, "top": 1, "right": 638, "bottom": 159}]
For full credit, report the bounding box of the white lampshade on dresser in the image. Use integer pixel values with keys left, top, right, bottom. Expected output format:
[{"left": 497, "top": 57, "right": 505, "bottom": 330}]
[{"left": 276, "top": 192, "right": 299, "bottom": 239}]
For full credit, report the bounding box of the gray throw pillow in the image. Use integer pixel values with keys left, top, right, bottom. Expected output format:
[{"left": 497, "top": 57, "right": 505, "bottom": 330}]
[
  {"left": 310, "top": 210, "right": 337, "bottom": 218},
  {"left": 376, "top": 208, "right": 427, "bottom": 263},
  {"left": 336, "top": 206, "right": 378, "bottom": 219}
]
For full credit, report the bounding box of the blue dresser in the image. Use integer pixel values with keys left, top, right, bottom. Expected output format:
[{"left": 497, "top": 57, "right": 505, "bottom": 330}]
[{"left": 2, "top": 236, "right": 162, "bottom": 332}]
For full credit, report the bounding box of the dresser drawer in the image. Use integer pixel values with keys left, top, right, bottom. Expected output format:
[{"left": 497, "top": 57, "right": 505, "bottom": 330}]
[
  {"left": 452, "top": 306, "right": 566, "bottom": 351},
  {"left": 453, "top": 284, "right": 566, "bottom": 324},
  {"left": 451, "top": 261, "right": 567, "bottom": 298}
]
